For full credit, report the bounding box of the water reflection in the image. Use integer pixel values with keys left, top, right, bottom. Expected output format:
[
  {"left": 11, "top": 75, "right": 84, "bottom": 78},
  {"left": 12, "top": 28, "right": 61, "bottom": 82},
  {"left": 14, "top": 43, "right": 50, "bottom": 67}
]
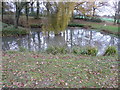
[{"left": 2, "top": 28, "right": 118, "bottom": 55}]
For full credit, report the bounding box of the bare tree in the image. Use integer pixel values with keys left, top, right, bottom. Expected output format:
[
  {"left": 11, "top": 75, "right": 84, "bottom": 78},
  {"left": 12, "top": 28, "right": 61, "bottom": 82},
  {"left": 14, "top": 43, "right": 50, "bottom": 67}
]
[
  {"left": 14, "top": 2, "right": 29, "bottom": 28},
  {"left": 112, "top": 0, "right": 120, "bottom": 24}
]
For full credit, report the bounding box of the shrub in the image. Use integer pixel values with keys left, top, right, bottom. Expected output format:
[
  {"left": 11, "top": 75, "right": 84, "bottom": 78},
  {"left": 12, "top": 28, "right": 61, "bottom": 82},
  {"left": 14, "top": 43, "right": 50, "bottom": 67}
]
[
  {"left": 104, "top": 46, "right": 117, "bottom": 56},
  {"left": 72, "top": 48, "right": 78, "bottom": 54},
  {"left": 72, "top": 47, "right": 83, "bottom": 54},
  {"left": 80, "top": 49, "right": 88, "bottom": 55},
  {"left": 68, "top": 24, "right": 84, "bottom": 27},
  {"left": 86, "top": 47, "right": 98, "bottom": 56},
  {"left": 72, "top": 47, "right": 98, "bottom": 56},
  {"left": 46, "top": 46, "right": 68, "bottom": 55},
  {"left": 19, "top": 47, "right": 27, "bottom": 52},
  {"left": 89, "top": 17, "right": 102, "bottom": 23},
  {"left": 7, "top": 50, "right": 19, "bottom": 54}
]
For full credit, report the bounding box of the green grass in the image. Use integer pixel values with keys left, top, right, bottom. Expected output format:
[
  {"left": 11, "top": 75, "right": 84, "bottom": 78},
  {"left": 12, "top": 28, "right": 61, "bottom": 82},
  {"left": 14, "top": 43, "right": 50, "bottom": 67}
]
[
  {"left": 0, "top": 21, "right": 29, "bottom": 36},
  {"left": 2, "top": 27, "right": 29, "bottom": 36},
  {"left": 1, "top": 23, "right": 29, "bottom": 36},
  {"left": 100, "top": 18, "right": 114, "bottom": 22},
  {"left": 69, "top": 22, "right": 118, "bottom": 36},
  {"left": 90, "top": 23, "right": 118, "bottom": 33},
  {"left": 2, "top": 51, "right": 118, "bottom": 88}
]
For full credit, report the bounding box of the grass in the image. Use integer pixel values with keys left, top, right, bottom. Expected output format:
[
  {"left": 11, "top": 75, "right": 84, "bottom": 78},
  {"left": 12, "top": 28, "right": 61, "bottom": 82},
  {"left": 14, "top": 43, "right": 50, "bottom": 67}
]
[
  {"left": 69, "top": 22, "right": 118, "bottom": 36},
  {"left": 1, "top": 21, "right": 29, "bottom": 36},
  {"left": 100, "top": 18, "right": 114, "bottom": 22},
  {"left": 2, "top": 27, "right": 29, "bottom": 36},
  {"left": 2, "top": 51, "right": 118, "bottom": 88},
  {"left": 90, "top": 23, "right": 118, "bottom": 33}
]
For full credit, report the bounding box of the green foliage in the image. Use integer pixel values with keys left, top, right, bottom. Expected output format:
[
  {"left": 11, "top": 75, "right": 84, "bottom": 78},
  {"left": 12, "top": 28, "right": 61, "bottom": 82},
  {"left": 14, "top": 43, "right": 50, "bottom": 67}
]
[
  {"left": 84, "top": 17, "right": 102, "bottom": 23},
  {"left": 68, "top": 24, "right": 85, "bottom": 27},
  {"left": 71, "top": 46, "right": 98, "bottom": 56},
  {"left": 104, "top": 46, "right": 117, "bottom": 56},
  {"left": 19, "top": 47, "right": 27, "bottom": 52},
  {"left": 46, "top": 46, "right": 68, "bottom": 55},
  {"left": 86, "top": 47, "right": 98, "bottom": 56},
  {"left": 43, "top": 2, "right": 75, "bottom": 34},
  {"left": 73, "top": 16, "right": 102, "bottom": 23},
  {"left": 7, "top": 50, "right": 19, "bottom": 54},
  {"left": 72, "top": 48, "right": 79, "bottom": 54},
  {"left": 89, "top": 17, "right": 102, "bottom": 23}
]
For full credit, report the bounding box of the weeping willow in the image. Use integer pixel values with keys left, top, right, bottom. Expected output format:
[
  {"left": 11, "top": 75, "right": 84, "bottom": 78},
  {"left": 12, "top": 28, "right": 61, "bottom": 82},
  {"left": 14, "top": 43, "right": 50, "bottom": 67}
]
[{"left": 42, "top": 2, "right": 75, "bottom": 35}]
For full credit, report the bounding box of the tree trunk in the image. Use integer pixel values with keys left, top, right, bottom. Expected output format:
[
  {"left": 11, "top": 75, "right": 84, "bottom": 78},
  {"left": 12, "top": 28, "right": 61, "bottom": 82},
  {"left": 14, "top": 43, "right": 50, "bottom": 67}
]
[
  {"left": 36, "top": 1, "right": 39, "bottom": 19},
  {"left": 14, "top": 2, "right": 30, "bottom": 28},
  {"left": 93, "top": 7, "right": 96, "bottom": 17},
  {"left": 30, "top": 2, "right": 34, "bottom": 16},
  {"left": 15, "top": 3, "right": 18, "bottom": 28},
  {"left": 114, "top": 13, "right": 117, "bottom": 25},
  {"left": 15, "top": 12, "right": 20, "bottom": 28},
  {"left": 2, "top": 2, "right": 4, "bottom": 22},
  {"left": 25, "top": 3, "right": 29, "bottom": 25},
  {"left": 15, "top": 3, "right": 20, "bottom": 29}
]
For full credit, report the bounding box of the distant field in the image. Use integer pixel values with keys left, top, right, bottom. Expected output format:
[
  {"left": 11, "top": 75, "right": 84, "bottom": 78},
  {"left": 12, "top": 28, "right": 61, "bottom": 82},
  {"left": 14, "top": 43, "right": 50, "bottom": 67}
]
[{"left": 100, "top": 18, "right": 114, "bottom": 22}]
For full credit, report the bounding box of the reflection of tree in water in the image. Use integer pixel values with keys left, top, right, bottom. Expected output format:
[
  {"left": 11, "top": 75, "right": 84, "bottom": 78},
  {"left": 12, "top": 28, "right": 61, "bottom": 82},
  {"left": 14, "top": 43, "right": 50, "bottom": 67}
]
[
  {"left": 37, "top": 31, "right": 41, "bottom": 51},
  {"left": 45, "top": 34, "right": 66, "bottom": 47},
  {"left": 27, "top": 34, "right": 32, "bottom": 51},
  {"left": 2, "top": 39, "right": 10, "bottom": 51},
  {"left": 2, "top": 29, "right": 118, "bottom": 55},
  {"left": 2, "top": 37, "right": 19, "bottom": 51}
]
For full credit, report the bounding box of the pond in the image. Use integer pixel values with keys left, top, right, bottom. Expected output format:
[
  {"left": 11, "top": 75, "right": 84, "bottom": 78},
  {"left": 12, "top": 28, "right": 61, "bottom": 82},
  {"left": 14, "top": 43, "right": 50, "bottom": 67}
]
[{"left": 2, "top": 27, "right": 118, "bottom": 55}]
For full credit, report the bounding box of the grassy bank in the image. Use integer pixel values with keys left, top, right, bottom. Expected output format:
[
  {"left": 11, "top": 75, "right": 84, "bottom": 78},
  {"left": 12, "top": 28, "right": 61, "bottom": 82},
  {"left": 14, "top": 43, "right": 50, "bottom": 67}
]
[
  {"left": 1, "top": 22, "right": 29, "bottom": 37},
  {"left": 70, "top": 20, "right": 119, "bottom": 36},
  {"left": 2, "top": 51, "right": 118, "bottom": 88}
]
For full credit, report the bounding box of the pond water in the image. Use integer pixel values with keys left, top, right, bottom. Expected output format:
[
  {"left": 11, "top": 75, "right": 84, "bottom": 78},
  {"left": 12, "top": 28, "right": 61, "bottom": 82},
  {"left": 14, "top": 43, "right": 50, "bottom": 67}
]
[{"left": 2, "top": 27, "right": 118, "bottom": 55}]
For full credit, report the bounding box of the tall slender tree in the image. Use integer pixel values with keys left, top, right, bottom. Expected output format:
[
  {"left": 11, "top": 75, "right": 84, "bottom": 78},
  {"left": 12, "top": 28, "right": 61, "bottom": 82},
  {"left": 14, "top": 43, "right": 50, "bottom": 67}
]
[
  {"left": 25, "top": 3, "right": 29, "bottom": 25},
  {"left": 30, "top": 2, "right": 34, "bottom": 16},
  {"left": 36, "top": 1, "right": 39, "bottom": 19}
]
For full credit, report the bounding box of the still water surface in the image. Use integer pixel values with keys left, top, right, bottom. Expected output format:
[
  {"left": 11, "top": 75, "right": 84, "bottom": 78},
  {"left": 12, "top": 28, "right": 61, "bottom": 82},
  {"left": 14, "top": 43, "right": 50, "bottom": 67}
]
[{"left": 2, "top": 28, "right": 118, "bottom": 55}]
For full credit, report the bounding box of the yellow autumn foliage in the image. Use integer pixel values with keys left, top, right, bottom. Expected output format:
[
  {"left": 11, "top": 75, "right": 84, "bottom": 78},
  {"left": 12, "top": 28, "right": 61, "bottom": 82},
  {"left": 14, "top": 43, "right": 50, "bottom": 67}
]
[{"left": 42, "top": 2, "right": 75, "bottom": 34}]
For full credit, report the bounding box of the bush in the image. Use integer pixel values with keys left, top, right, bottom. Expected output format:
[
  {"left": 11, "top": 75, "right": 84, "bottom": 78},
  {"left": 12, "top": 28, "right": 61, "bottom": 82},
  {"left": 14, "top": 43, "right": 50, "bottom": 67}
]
[
  {"left": 7, "top": 50, "right": 19, "bottom": 54},
  {"left": 72, "top": 47, "right": 85, "bottom": 55},
  {"left": 86, "top": 47, "right": 98, "bottom": 56},
  {"left": 46, "top": 46, "right": 68, "bottom": 55},
  {"left": 72, "top": 47, "right": 97, "bottom": 56},
  {"left": 72, "top": 48, "right": 79, "bottom": 54},
  {"left": 89, "top": 17, "right": 102, "bottom": 23},
  {"left": 104, "top": 46, "right": 117, "bottom": 56},
  {"left": 19, "top": 47, "right": 27, "bottom": 52},
  {"left": 68, "top": 24, "right": 85, "bottom": 27}
]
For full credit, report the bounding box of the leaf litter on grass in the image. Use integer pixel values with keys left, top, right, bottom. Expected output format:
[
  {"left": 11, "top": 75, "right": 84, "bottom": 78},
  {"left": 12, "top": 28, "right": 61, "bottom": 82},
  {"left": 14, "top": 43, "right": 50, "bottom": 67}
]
[{"left": 2, "top": 51, "right": 119, "bottom": 88}]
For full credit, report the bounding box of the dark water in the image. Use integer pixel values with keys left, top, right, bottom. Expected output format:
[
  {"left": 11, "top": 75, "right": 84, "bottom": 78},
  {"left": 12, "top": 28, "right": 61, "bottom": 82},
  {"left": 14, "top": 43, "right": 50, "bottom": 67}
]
[{"left": 2, "top": 28, "right": 118, "bottom": 55}]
